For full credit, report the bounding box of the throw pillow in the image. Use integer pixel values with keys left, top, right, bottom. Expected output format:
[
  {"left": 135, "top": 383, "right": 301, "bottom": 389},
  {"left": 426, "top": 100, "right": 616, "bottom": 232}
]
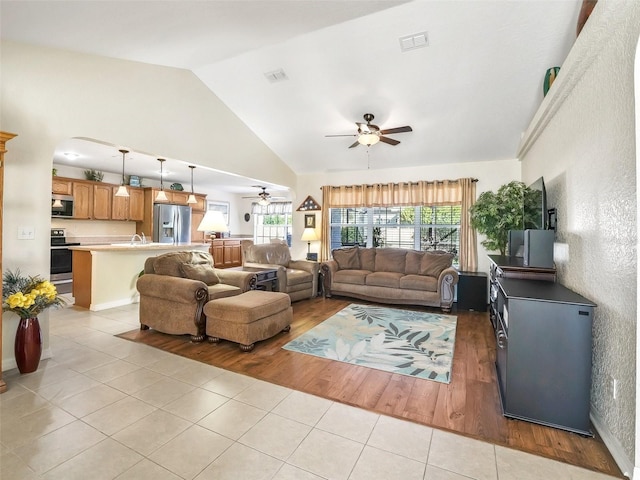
[
  {"left": 420, "top": 252, "right": 454, "bottom": 277},
  {"left": 359, "top": 248, "right": 376, "bottom": 271},
  {"left": 153, "top": 252, "right": 192, "bottom": 277},
  {"left": 181, "top": 262, "right": 220, "bottom": 285},
  {"left": 333, "top": 247, "right": 361, "bottom": 270},
  {"left": 405, "top": 251, "right": 425, "bottom": 275}
]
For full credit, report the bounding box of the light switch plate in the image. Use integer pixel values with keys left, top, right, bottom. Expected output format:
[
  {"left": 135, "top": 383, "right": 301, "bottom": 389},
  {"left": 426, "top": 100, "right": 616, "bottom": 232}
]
[{"left": 18, "top": 226, "right": 35, "bottom": 240}]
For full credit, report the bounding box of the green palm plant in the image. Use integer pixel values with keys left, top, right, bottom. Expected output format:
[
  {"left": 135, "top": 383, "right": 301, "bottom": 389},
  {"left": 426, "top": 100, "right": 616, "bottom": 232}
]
[{"left": 469, "top": 181, "right": 539, "bottom": 255}]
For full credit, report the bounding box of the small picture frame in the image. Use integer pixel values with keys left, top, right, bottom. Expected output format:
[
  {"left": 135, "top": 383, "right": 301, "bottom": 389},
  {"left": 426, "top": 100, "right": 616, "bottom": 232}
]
[
  {"left": 307, "top": 252, "right": 318, "bottom": 261},
  {"left": 304, "top": 214, "right": 316, "bottom": 229}
]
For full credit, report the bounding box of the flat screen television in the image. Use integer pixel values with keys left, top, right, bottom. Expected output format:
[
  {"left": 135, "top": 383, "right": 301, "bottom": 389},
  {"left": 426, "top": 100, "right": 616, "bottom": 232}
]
[{"left": 523, "top": 176, "right": 547, "bottom": 230}]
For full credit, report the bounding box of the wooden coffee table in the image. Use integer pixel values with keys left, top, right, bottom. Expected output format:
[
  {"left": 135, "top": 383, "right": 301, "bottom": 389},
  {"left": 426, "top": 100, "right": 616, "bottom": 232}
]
[{"left": 229, "top": 266, "right": 279, "bottom": 291}]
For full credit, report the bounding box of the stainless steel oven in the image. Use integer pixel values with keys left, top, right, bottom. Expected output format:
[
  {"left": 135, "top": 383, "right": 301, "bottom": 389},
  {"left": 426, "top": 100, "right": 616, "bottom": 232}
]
[{"left": 50, "top": 229, "right": 80, "bottom": 294}]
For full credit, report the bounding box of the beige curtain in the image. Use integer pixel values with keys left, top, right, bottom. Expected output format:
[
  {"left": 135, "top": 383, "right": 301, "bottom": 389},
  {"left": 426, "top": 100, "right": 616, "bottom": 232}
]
[{"left": 320, "top": 179, "right": 477, "bottom": 270}]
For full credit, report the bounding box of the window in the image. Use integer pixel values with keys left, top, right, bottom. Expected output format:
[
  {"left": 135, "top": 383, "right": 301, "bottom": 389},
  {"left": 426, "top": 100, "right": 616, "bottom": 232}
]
[
  {"left": 329, "top": 205, "right": 461, "bottom": 265},
  {"left": 253, "top": 202, "right": 292, "bottom": 245}
]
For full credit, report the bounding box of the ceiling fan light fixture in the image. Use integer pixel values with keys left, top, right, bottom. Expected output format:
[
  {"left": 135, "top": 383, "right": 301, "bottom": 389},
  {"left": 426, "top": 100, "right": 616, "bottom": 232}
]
[
  {"left": 258, "top": 197, "right": 270, "bottom": 206},
  {"left": 358, "top": 133, "right": 380, "bottom": 146}
]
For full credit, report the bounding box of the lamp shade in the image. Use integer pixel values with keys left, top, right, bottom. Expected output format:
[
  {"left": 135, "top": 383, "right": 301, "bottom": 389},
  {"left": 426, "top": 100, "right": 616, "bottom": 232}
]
[
  {"left": 114, "top": 185, "right": 129, "bottom": 197},
  {"left": 301, "top": 227, "right": 318, "bottom": 242},
  {"left": 197, "top": 210, "right": 229, "bottom": 233}
]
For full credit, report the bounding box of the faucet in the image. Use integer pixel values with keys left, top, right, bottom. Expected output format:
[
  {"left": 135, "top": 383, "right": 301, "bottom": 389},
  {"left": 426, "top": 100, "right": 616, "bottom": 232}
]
[
  {"left": 141, "top": 232, "right": 147, "bottom": 244},
  {"left": 130, "top": 234, "right": 143, "bottom": 245}
]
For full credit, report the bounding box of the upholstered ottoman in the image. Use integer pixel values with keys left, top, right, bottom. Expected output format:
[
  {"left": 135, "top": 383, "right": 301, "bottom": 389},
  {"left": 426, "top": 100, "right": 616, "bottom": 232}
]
[{"left": 204, "top": 290, "right": 292, "bottom": 351}]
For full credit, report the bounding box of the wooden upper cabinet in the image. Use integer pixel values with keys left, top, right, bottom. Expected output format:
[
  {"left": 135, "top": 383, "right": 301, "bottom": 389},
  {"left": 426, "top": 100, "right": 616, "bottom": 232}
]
[
  {"left": 171, "top": 191, "right": 189, "bottom": 205},
  {"left": 93, "top": 184, "right": 112, "bottom": 220},
  {"left": 52, "top": 178, "right": 73, "bottom": 195},
  {"left": 128, "top": 187, "right": 145, "bottom": 221},
  {"left": 72, "top": 182, "right": 92, "bottom": 219},
  {"left": 193, "top": 194, "right": 207, "bottom": 213},
  {"left": 111, "top": 186, "right": 144, "bottom": 221}
]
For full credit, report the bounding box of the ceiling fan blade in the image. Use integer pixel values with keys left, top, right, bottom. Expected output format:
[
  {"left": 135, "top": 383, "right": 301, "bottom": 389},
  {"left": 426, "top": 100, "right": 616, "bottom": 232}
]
[
  {"left": 380, "top": 126, "right": 412, "bottom": 135},
  {"left": 326, "top": 134, "right": 357, "bottom": 137},
  {"left": 348, "top": 140, "right": 361, "bottom": 148},
  {"left": 379, "top": 136, "right": 400, "bottom": 146}
]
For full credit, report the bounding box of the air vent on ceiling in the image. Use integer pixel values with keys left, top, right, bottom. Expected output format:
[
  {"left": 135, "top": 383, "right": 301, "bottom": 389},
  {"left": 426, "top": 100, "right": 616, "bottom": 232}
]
[
  {"left": 264, "top": 68, "right": 289, "bottom": 83},
  {"left": 398, "top": 31, "right": 429, "bottom": 52}
]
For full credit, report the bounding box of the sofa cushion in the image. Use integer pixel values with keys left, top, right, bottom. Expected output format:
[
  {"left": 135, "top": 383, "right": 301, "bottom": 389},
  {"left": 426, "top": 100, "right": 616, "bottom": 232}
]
[
  {"left": 420, "top": 252, "right": 454, "bottom": 277},
  {"left": 181, "top": 263, "right": 220, "bottom": 285},
  {"left": 334, "top": 269, "right": 369, "bottom": 285},
  {"left": 399, "top": 274, "right": 438, "bottom": 292},
  {"left": 405, "top": 251, "right": 425, "bottom": 275},
  {"left": 333, "top": 247, "right": 360, "bottom": 270},
  {"left": 359, "top": 248, "right": 376, "bottom": 271},
  {"left": 374, "top": 248, "right": 408, "bottom": 273},
  {"left": 208, "top": 283, "right": 242, "bottom": 300},
  {"left": 366, "top": 271, "right": 404, "bottom": 288},
  {"left": 286, "top": 269, "right": 313, "bottom": 286}
]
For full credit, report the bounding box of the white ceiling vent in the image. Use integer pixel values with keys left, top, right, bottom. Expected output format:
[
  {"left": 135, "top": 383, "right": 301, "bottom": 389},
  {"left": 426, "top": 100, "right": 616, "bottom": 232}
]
[
  {"left": 399, "top": 31, "right": 429, "bottom": 52},
  {"left": 264, "top": 68, "right": 289, "bottom": 83}
]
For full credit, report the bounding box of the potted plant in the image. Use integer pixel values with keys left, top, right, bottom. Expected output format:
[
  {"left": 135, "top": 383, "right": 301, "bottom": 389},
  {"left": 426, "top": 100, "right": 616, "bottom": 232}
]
[
  {"left": 2, "top": 270, "right": 66, "bottom": 373},
  {"left": 469, "top": 181, "right": 539, "bottom": 255}
]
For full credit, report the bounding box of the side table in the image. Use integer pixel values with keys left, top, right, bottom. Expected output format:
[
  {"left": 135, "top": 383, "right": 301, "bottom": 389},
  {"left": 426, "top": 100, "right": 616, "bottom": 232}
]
[{"left": 457, "top": 271, "right": 488, "bottom": 311}]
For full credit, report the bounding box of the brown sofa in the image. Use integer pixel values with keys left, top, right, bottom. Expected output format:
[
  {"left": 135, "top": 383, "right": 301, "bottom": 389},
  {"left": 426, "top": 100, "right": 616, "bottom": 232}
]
[
  {"left": 321, "top": 247, "right": 459, "bottom": 312},
  {"left": 240, "top": 240, "right": 319, "bottom": 301},
  {"left": 136, "top": 251, "right": 256, "bottom": 341}
]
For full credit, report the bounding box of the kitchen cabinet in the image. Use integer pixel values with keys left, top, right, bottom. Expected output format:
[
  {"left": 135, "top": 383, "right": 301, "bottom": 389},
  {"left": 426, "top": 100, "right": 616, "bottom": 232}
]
[
  {"left": 192, "top": 194, "right": 207, "bottom": 212},
  {"left": 112, "top": 186, "right": 144, "bottom": 221},
  {"left": 52, "top": 178, "right": 73, "bottom": 195},
  {"left": 92, "top": 184, "right": 112, "bottom": 220},
  {"left": 171, "top": 191, "right": 190, "bottom": 205},
  {"left": 191, "top": 211, "right": 205, "bottom": 243},
  {"left": 210, "top": 238, "right": 242, "bottom": 268},
  {"left": 495, "top": 277, "right": 595, "bottom": 435},
  {"left": 72, "top": 182, "right": 92, "bottom": 219}
]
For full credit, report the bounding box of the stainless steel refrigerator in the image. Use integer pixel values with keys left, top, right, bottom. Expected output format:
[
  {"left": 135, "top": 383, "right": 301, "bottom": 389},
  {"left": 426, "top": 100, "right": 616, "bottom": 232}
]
[{"left": 153, "top": 204, "right": 191, "bottom": 244}]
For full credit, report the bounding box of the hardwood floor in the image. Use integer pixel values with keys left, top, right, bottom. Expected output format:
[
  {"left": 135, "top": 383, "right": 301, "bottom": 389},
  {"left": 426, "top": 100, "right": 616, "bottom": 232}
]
[{"left": 119, "top": 296, "right": 623, "bottom": 477}]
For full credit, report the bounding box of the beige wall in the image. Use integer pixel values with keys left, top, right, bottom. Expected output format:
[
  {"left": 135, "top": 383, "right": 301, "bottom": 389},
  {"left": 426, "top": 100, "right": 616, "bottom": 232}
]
[
  {"left": 0, "top": 41, "right": 295, "bottom": 370},
  {"left": 293, "top": 159, "right": 521, "bottom": 269},
  {"left": 519, "top": 2, "right": 640, "bottom": 474}
]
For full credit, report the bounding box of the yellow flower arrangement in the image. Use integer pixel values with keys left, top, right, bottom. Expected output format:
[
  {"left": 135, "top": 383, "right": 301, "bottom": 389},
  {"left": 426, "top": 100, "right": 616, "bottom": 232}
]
[{"left": 2, "top": 269, "right": 66, "bottom": 319}]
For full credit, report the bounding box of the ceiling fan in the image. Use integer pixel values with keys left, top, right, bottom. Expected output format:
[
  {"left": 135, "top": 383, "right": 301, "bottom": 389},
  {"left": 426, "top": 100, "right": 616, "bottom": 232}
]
[
  {"left": 242, "top": 186, "right": 274, "bottom": 205},
  {"left": 326, "top": 113, "right": 412, "bottom": 148}
]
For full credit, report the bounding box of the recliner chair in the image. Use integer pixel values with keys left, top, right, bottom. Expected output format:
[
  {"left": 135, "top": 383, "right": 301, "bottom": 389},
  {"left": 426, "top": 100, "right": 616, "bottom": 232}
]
[{"left": 240, "top": 240, "right": 319, "bottom": 302}]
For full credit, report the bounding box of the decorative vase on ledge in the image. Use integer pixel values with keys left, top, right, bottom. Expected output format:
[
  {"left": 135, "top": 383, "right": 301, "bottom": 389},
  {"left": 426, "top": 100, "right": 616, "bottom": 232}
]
[{"left": 14, "top": 316, "right": 43, "bottom": 374}]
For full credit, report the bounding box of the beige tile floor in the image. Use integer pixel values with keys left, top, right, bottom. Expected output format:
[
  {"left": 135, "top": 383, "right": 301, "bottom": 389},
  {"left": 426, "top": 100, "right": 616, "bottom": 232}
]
[{"left": 0, "top": 302, "right": 619, "bottom": 480}]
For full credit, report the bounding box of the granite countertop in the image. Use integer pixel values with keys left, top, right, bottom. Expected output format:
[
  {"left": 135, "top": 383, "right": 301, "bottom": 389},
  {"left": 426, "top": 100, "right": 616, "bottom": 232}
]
[{"left": 69, "top": 243, "right": 210, "bottom": 252}]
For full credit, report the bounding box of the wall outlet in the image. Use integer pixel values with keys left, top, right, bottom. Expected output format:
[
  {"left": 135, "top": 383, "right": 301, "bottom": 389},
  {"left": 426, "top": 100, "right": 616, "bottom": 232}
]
[{"left": 18, "top": 225, "right": 35, "bottom": 240}]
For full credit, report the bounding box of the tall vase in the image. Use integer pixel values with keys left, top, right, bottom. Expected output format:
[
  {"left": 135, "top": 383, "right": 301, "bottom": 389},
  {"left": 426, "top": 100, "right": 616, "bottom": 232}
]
[{"left": 14, "top": 317, "right": 42, "bottom": 374}]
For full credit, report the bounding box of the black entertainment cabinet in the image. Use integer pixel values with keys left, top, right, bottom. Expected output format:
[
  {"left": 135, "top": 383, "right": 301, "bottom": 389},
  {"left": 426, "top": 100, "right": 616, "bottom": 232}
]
[{"left": 489, "top": 255, "right": 596, "bottom": 436}]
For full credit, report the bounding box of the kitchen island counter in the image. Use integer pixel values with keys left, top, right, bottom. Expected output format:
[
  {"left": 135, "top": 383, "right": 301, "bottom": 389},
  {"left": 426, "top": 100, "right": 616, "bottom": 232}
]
[{"left": 70, "top": 243, "right": 209, "bottom": 311}]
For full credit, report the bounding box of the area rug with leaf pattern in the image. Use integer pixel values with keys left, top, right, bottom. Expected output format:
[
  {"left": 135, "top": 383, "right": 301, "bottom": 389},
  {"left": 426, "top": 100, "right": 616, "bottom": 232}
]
[{"left": 283, "top": 304, "right": 457, "bottom": 383}]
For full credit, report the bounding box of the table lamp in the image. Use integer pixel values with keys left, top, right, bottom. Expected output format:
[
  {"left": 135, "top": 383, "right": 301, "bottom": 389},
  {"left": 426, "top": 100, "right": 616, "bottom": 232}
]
[
  {"left": 301, "top": 227, "right": 319, "bottom": 260},
  {"left": 197, "top": 210, "right": 229, "bottom": 240}
]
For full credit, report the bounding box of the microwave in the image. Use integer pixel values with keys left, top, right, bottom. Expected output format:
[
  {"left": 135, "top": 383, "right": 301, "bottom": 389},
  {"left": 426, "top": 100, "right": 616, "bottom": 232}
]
[{"left": 51, "top": 194, "right": 74, "bottom": 217}]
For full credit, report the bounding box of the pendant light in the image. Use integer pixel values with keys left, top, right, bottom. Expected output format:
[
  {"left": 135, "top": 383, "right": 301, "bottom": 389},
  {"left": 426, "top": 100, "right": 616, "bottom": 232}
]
[
  {"left": 186, "top": 165, "right": 197, "bottom": 204},
  {"left": 155, "top": 158, "right": 169, "bottom": 202},
  {"left": 114, "top": 149, "right": 129, "bottom": 197}
]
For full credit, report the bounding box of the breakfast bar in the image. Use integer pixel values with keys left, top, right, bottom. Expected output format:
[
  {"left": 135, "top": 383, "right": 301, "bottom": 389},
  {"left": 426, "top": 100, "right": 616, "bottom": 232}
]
[{"left": 69, "top": 243, "right": 209, "bottom": 311}]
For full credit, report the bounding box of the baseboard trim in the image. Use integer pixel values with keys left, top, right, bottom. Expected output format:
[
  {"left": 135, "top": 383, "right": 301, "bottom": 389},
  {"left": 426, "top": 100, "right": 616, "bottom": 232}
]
[
  {"left": 90, "top": 295, "right": 139, "bottom": 312},
  {"left": 591, "top": 407, "right": 634, "bottom": 478}
]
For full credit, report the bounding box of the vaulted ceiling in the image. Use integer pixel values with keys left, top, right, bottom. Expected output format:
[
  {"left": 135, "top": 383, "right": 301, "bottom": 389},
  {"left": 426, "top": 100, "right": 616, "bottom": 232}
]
[{"left": 1, "top": 0, "right": 582, "bottom": 188}]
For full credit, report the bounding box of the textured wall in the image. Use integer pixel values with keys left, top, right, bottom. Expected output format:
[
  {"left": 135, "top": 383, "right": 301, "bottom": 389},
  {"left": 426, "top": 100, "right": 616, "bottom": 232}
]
[{"left": 520, "top": 1, "right": 640, "bottom": 466}]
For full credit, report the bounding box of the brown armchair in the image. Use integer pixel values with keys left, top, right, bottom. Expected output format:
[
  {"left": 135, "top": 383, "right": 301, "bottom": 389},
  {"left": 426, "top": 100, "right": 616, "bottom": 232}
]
[
  {"left": 136, "top": 251, "right": 256, "bottom": 342},
  {"left": 240, "top": 240, "right": 319, "bottom": 302}
]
